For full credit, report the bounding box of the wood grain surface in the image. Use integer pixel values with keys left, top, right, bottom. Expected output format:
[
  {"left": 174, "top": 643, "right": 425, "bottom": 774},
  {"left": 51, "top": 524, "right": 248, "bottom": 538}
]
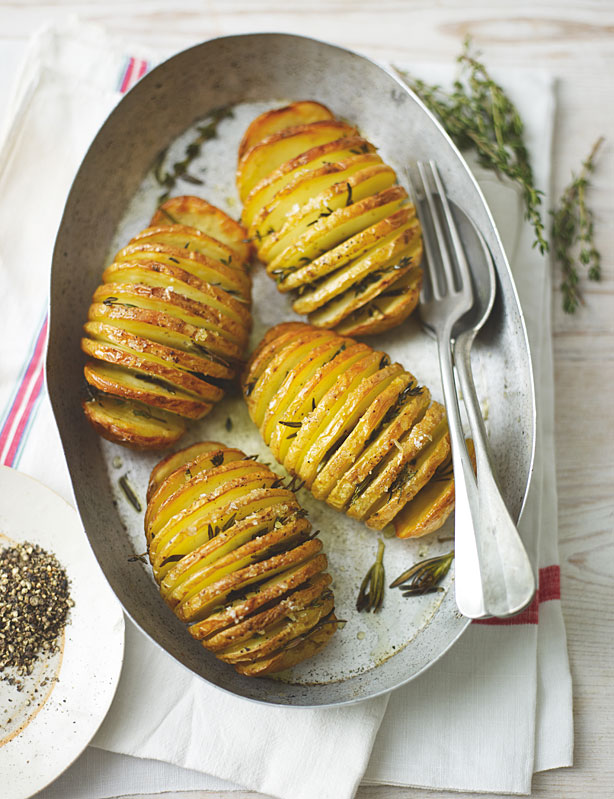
[{"left": 2, "top": 2, "right": 612, "bottom": 797}]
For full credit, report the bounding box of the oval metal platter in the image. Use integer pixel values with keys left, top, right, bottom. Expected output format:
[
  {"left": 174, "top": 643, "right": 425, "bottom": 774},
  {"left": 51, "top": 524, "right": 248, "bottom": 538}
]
[{"left": 48, "top": 33, "right": 535, "bottom": 707}]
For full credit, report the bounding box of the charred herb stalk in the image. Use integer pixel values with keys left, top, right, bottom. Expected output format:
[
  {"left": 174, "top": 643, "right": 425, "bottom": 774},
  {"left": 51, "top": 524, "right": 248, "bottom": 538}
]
[
  {"left": 391, "top": 550, "right": 454, "bottom": 597},
  {"left": 551, "top": 137, "right": 604, "bottom": 313},
  {"left": 119, "top": 474, "right": 142, "bottom": 512},
  {"left": 356, "top": 539, "right": 386, "bottom": 612}
]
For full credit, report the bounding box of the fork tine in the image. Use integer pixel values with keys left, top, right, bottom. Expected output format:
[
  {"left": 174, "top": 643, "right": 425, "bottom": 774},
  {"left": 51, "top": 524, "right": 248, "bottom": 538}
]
[
  {"left": 428, "top": 160, "right": 473, "bottom": 302},
  {"left": 407, "top": 169, "right": 442, "bottom": 302},
  {"left": 417, "top": 161, "right": 457, "bottom": 294}
]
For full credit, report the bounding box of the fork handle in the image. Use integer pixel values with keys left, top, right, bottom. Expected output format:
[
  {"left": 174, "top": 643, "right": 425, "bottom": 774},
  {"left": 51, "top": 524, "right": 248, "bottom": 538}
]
[
  {"left": 436, "top": 328, "right": 488, "bottom": 618},
  {"left": 454, "top": 334, "right": 536, "bottom": 617}
]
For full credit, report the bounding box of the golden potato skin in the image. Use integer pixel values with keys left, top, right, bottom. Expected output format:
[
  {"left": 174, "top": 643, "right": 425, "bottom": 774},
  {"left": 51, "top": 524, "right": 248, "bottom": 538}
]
[
  {"left": 81, "top": 197, "right": 252, "bottom": 449},
  {"left": 243, "top": 322, "right": 455, "bottom": 539},
  {"left": 237, "top": 101, "right": 423, "bottom": 336},
  {"left": 145, "top": 441, "right": 339, "bottom": 676}
]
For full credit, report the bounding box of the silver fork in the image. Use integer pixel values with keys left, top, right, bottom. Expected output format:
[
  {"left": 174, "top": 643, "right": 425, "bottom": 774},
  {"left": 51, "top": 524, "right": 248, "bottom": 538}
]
[{"left": 410, "top": 160, "right": 535, "bottom": 619}]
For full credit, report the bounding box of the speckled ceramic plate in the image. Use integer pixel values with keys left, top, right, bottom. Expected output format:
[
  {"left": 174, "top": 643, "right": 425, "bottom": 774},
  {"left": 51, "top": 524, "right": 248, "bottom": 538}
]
[
  {"left": 48, "top": 33, "right": 534, "bottom": 707},
  {"left": 0, "top": 467, "right": 124, "bottom": 799}
]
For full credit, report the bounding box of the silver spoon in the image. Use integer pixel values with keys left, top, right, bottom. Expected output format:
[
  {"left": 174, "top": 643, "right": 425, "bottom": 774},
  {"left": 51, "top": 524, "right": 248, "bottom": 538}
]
[{"left": 451, "top": 209, "right": 536, "bottom": 617}]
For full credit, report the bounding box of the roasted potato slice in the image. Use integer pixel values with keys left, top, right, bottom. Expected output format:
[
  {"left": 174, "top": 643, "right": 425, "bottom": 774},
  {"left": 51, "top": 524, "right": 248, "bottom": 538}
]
[
  {"left": 202, "top": 573, "right": 331, "bottom": 652},
  {"left": 81, "top": 337, "right": 223, "bottom": 405},
  {"left": 150, "top": 196, "right": 251, "bottom": 264},
  {"left": 84, "top": 361, "right": 212, "bottom": 419},
  {"left": 238, "top": 100, "right": 335, "bottom": 160},
  {"left": 148, "top": 441, "right": 228, "bottom": 500},
  {"left": 87, "top": 302, "right": 243, "bottom": 364},
  {"left": 115, "top": 241, "right": 250, "bottom": 299},
  {"left": 251, "top": 158, "right": 390, "bottom": 253},
  {"left": 347, "top": 402, "right": 447, "bottom": 522},
  {"left": 148, "top": 460, "right": 275, "bottom": 543},
  {"left": 236, "top": 120, "right": 357, "bottom": 201},
  {"left": 82, "top": 197, "right": 252, "bottom": 448},
  {"left": 102, "top": 262, "right": 249, "bottom": 329},
  {"left": 126, "top": 225, "right": 239, "bottom": 266},
  {"left": 285, "top": 350, "right": 383, "bottom": 476},
  {"left": 215, "top": 593, "right": 334, "bottom": 664},
  {"left": 265, "top": 185, "right": 408, "bottom": 268},
  {"left": 237, "top": 103, "right": 423, "bottom": 335},
  {"left": 168, "top": 516, "right": 311, "bottom": 612},
  {"left": 82, "top": 394, "right": 186, "bottom": 450},
  {"left": 188, "top": 553, "right": 328, "bottom": 641},
  {"left": 145, "top": 442, "right": 338, "bottom": 675},
  {"left": 83, "top": 321, "right": 233, "bottom": 382},
  {"left": 145, "top": 446, "right": 246, "bottom": 533},
  {"left": 334, "top": 266, "right": 422, "bottom": 337},
  {"left": 243, "top": 323, "right": 463, "bottom": 538},
  {"left": 393, "top": 441, "right": 475, "bottom": 538},
  {"left": 235, "top": 616, "right": 337, "bottom": 677},
  {"left": 294, "top": 219, "right": 419, "bottom": 319},
  {"left": 241, "top": 136, "right": 378, "bottom": 228},
  {"left": 274, "top": 205, "right": 416, "bottom": 291},
  {"left": 93, "top": 283, "right": 247, "bottom": 346}
]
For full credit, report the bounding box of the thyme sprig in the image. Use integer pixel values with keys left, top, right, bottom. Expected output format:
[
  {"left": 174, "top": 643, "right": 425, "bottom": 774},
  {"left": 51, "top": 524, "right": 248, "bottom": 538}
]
[
  {"left": 397, "top": 40, "right": 604, "bottom": 313},
  {"left": 356, "top": 539, "right": 385, "bottom": 612},
  {"left": 391, "top": 550, "right": 454, "bottom": 597},
  {"left": 153, "top": 105, "right": 234, "bottom": 204},
  {"left": 551, "top": 137, "right": 604, "bottom": 313},
  {"left": 396, "top": 39, "right": 547, "bottom": 254}
]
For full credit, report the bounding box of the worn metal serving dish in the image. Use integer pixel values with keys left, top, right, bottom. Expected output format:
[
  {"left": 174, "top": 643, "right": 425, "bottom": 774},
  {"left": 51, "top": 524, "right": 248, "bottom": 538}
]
[{"left": 48, "top": 33, "right": 535, "bottom": 707}]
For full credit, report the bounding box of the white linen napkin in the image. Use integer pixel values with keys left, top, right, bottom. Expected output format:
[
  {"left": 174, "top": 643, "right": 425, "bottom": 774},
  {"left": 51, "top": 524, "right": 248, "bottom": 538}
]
[{"left": 0, "top": 20, "right": 572, "bottom": 799}]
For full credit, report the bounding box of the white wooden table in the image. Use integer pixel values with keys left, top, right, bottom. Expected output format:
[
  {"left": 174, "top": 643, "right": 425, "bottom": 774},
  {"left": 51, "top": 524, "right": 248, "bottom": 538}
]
[{"left": 2, "top": 2, "right": 612, "bottom": 797}]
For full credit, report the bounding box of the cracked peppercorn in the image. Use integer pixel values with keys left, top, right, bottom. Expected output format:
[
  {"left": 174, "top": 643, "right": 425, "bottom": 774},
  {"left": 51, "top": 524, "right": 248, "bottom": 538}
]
[{"left": 0, "top": 542, "right": 73, "bottom": 685}]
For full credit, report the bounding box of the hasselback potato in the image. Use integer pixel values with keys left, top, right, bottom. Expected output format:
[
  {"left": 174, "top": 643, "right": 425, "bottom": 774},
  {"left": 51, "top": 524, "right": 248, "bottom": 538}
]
[
  {"left": 243, "top": 322, "right": 457, "bottom": 539},
  {"left": 145, "top": 441, "right": 338, "bottom": 676},
  {"left": 82, "top": 196, "right": 252, "bottom": 449},
  {"left": 237, "top": 100, "right": 423, "bottom": 336}
]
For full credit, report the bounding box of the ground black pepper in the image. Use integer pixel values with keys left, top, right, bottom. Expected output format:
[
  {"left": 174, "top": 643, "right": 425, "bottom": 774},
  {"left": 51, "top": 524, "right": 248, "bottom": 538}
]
[{"left": 0, "top": 542, "right": 73, "bottom": 686}]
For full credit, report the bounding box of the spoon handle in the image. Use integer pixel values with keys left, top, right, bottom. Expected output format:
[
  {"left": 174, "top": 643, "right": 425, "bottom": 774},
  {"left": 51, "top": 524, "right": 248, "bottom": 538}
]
[
  {"left": 454, "top": 334, "right": 536, "bottom": 617},
  {"left": 435, "top": 327, "right": 487, "bottom": 619}
]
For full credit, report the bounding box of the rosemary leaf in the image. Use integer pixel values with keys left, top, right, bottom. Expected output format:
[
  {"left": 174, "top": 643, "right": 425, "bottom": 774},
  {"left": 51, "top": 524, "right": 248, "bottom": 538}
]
[
  {"left": 390, "top": 550, "right": 454, "bottom": 593},
  {"left": 356, "top": 539, "right": 385, "bottom": 613}
]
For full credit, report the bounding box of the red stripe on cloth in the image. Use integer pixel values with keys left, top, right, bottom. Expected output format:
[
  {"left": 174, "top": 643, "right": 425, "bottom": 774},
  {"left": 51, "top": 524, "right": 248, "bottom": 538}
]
[
  {"left": 3, "top": 367, "right": 44, "bottom": 467},
  {"left": 0, "top": 316, "right": 48, "bottom": 464},
  {"left": 120, "top": 58, "right": 149, "bottom": 94},
  {"left": 539, "top": 564, "right": 561, "bottom": 602},
  {"left": 473, "top": 565, "right": 561, "bottom": 626},
  {"left": 134, "top": 59, "right": 148, "bottom": 82},
  {"left": 119, "top": 57, "right": 136, "bottom": 93}
]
